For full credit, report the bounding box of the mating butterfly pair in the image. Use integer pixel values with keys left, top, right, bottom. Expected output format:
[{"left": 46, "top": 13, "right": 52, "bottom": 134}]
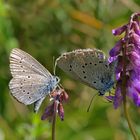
[{"left": 9, "top": 48, "right": 115, "bottom": 112}]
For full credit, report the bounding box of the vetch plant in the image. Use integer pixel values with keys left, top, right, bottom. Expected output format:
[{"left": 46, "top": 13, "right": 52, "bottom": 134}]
[
  {"left": 108, "top": 12, "right": 140, "bottom": 140},
  {"left": 41, "top": 87, "right": 68, "bottom": 140}
]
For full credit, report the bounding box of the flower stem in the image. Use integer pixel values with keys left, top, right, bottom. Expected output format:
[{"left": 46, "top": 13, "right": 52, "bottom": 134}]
[
  {"left": 121, "top": 31, "right": 139, "bottom": 140},
  {"left": 123, "top": 101, "right": 139, "bottom": 140},
  {"left": 52, "top": 102, "right": 57, "bottom": 140}
]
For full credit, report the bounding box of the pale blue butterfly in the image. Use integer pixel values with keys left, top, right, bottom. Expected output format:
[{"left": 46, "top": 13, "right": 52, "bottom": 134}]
[
  {"left": 56, "top": 48, "right": 115, "bottom": 95},
  {"left": 9, "top": 48, "right": 60, "bottom": 112}
]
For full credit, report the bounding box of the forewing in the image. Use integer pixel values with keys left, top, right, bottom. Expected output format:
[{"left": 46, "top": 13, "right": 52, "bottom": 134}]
[
  {"left": 56, "top": 48, "right": 114, "bottom": 90},
  {"left": 56, "top": 51, "right": 81, "bottom": 80},
  {"left": 10, "top": 48, "right": 52, "bottom": 78},
  {"left": 72, "top": 49, "right": 113, "bottom": 90}
]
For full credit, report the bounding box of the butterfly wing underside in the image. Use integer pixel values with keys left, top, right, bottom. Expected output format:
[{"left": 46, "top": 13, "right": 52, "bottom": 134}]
[
  {"left": 9, "top": 48, "right": 53, "bottom": 108},
  {"left": 56, "top": 49, "right": 115, "bottom": 92}
]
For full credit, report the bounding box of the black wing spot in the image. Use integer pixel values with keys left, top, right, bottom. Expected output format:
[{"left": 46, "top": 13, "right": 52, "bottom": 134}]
[
  {"left": 99, "top": 61, "right": 103, "bottom": 63},
  {"left": 83, "top": 71, "right": 85, "bottom": 73},
  {"left": 101, "top": 78, "right": 104, "bottom": 83},
  {"left": 94, "top": 64, "right": 97, "bottom": 66},
  {"left": 21, "top": 83, "right": 23, "bottom": 85},
  {"left": 105, "top": 64, "right": 108, "bottom": 68},
  {"left": 106, "top": 82, "right": 108, "bottom": 85},
  {"left": 70, "top": 65, "right": 72, "bottom": 68},
  {"left": 29, "top": 97, "right": 31, "bottom": 99},
  {"left": 90, "top": 62, "right": 92, "bottom": 65},
  {"left": 27, "top": 92, "right": 29, "bottom": 94},
  {"left": 97, "top": 54, "right": 102, "bottom": 58},
  {"left": 82, "top": 65, "right": 85, "bottom": 68},
  {"left": 28, "top": 76, "right": 31, "bottom": 78},
  {"left": 23, "top": 90, "right": 25, "bottom": 92},
  {"left": 19, "top": 61, "right": 22, "bottom": 63},
  {"left": 84, "top": 76, "right": 87, "bottom": 79},
  {"left": 85, "top": 63, "right": 87, "bottom": 66},
  {"left": 69, "top": 69, "right": 72, "bottom": 71},
  {"left": 93, "top": 81, "right": 96, "bottom": 83}
]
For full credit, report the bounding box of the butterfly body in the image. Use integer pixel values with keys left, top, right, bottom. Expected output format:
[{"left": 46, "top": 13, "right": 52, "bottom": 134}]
[
  {"left": 9, "top": 48, "right": 60, "bottom": 112},
  {"left": 56, "top": 48, "right": 116, "bottom": 95}
]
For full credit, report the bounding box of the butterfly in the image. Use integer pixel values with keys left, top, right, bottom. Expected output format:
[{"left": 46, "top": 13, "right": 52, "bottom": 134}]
[
  {"left": 55, "top": 48, "right": 116, "bottom": 95},
  {"left": 9, "top": 48, "right": 60, "bottom": 112}
]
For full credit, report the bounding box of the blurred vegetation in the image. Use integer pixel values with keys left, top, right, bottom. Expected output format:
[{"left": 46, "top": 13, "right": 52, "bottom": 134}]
[{"left": 0, "top": 0, "right": 140, "bottom": 140}]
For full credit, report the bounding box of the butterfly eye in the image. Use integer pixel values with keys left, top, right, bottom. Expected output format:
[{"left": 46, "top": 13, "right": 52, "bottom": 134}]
[
  {"left": 55, "top": 76, "right": 60, "bottom": 82},
  {"left": 99, "top": 91, "right": 104, "bottom": 96}
]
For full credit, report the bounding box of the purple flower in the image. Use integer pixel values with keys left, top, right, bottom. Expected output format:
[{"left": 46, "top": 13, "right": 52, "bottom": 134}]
[
  {"left": 108, "top": 56, "right": 118, "bottom": 64},
  {"left": 127, "top": 81, "right": 140, "bottom": 106},
  {"left": 113, "top": 82, "right": 122, "bottom": 109},
  {"left": 41, "top": 88, "right": 69, "bottom": 121},
  {"left": 108, "top": 12, "right": 140, "bottom": 108},
  {"left": 112, "top": 25, "right": 127, "bottom": 36},
  {"left": 109, "top": 40, "right": 123, "bottom": 57},
  {"left": 132, "top": 21, "right": 140, "bottom": 36},
  {"left": 41, "top": 102, "right": 55, "bottom": 122}
]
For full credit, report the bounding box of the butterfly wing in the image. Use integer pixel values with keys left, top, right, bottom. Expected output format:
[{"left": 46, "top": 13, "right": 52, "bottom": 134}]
[
  {"left": 34, "top": 96, "right": 46, "bottom": 113},
  {"left": 9, "top": 74, "right": 51, "bottom": 105},
  {"left": 55, "top": 51, "right": 81, "bottom": 81},
  {"left": 9, "top": 48, "right": 57, "bottom": 106},
  {"left": 10, "top": 48, "right": 52, "bottom": 78},
  {"left": 56, "top": 48, "right": 115, "bottom": 93}
]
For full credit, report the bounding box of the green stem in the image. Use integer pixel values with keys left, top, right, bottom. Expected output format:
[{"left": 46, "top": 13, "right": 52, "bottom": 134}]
[
  {"left": 123, "top": 101, "right": 139, "bottom": 140},
  {"left": 52, "top": 103, "right": 57, "bottom": 140}
]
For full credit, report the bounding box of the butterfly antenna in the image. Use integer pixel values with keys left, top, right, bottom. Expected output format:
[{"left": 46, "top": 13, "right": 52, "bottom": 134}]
[
  {"left": 53, "top": 56, "right": 56, "bottom": 75},
  {"left": 87, "top": 93, "right": 98, "bottom": 112}
]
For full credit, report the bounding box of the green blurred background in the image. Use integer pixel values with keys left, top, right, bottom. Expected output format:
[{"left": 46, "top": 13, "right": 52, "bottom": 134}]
[{"left": 0, "top": 0, "right": 140, "bottom": 140}]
